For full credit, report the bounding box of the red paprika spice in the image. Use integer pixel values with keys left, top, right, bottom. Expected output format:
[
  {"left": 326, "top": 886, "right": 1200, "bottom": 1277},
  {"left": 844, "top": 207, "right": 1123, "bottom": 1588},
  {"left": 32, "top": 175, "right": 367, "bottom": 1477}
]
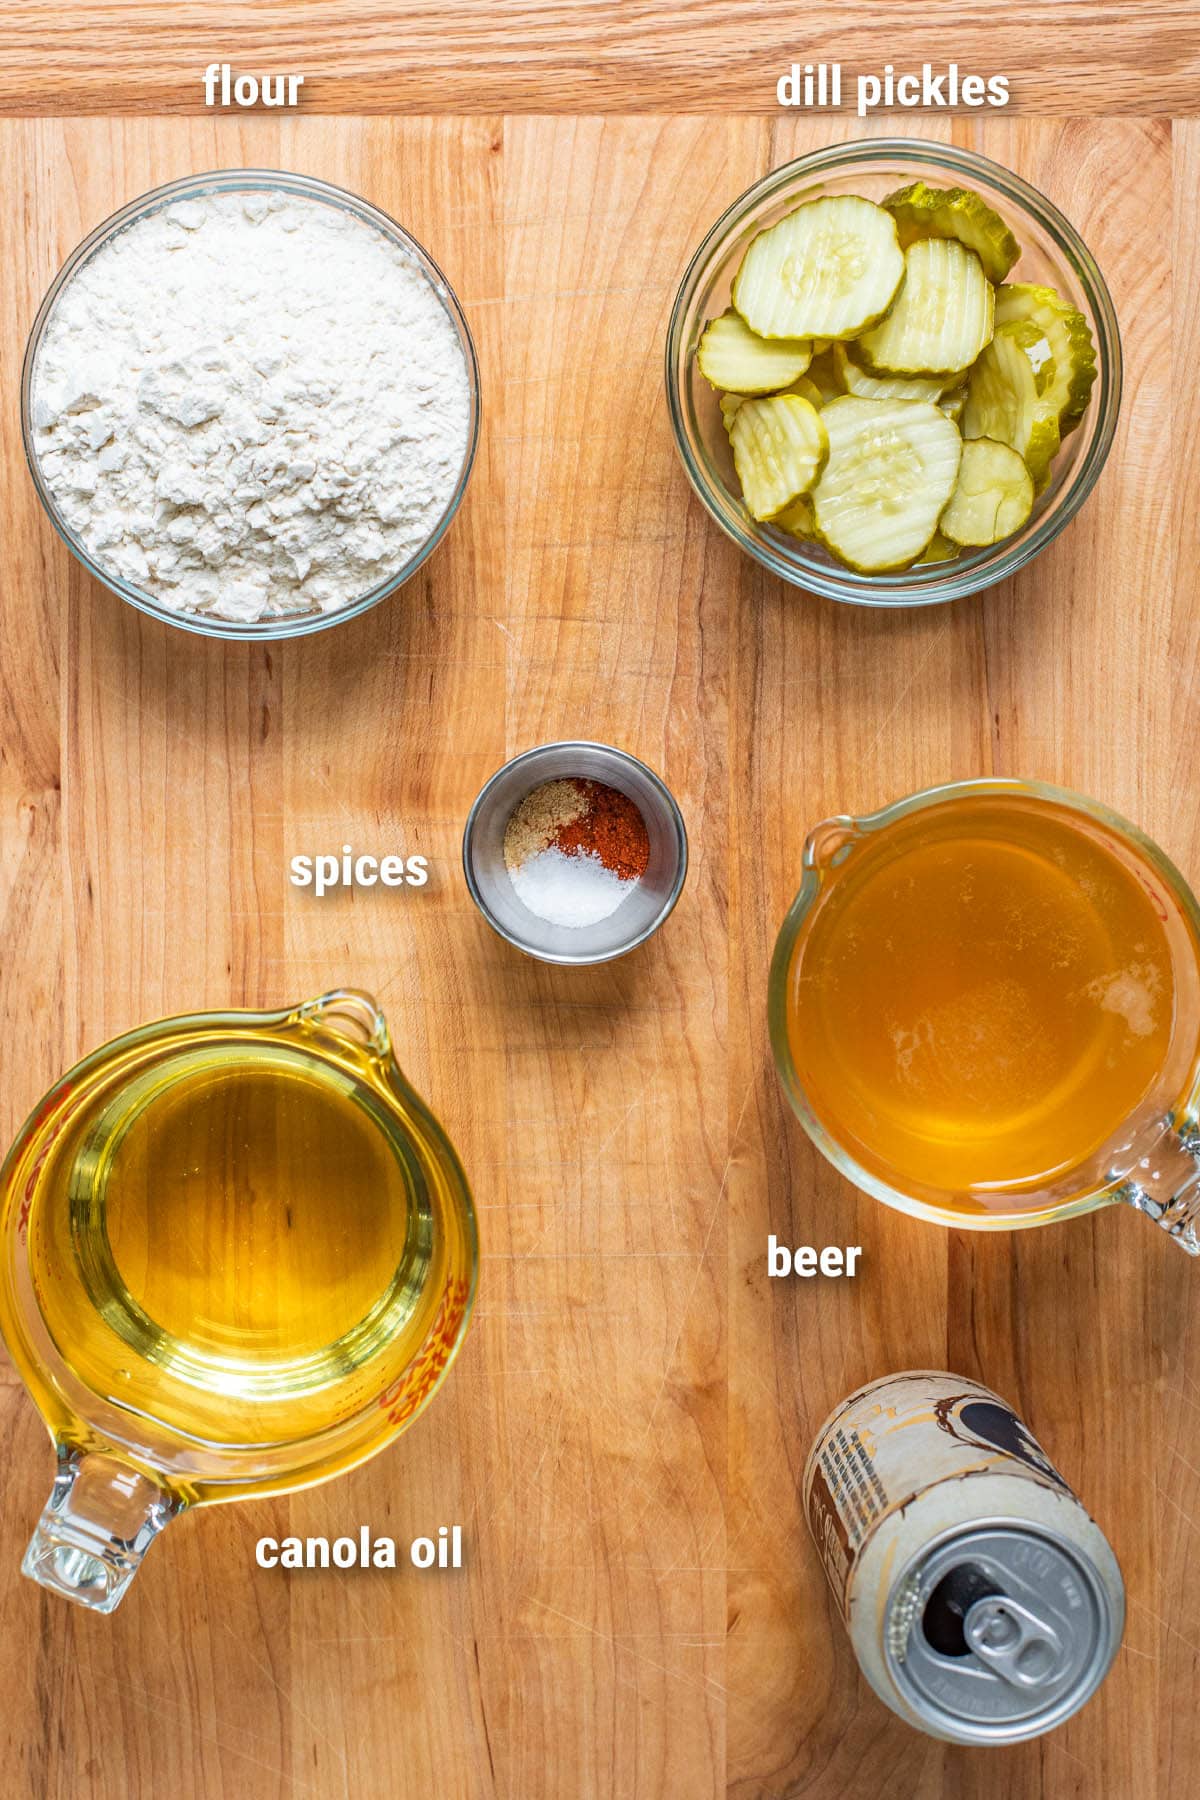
[{"left": 553, "top": 779, "right": 650, "bottom": 882}]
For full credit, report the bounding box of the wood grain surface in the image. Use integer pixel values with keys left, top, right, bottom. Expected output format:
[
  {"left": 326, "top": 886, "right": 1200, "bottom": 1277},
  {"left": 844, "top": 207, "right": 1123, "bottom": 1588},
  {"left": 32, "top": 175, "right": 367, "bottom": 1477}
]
[
  {"left": 0, "top": 110, "right": 1195, "bottom": 1800},
  {"left": 0, "top": 1, "right": 1197, "bottom": 116}
]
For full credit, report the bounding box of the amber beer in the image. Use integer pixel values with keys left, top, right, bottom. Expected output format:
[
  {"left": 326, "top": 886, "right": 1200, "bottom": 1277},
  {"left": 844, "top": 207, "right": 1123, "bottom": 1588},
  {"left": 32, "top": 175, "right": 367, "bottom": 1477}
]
[
  {"left": 804, "top": 1372, "right": 1124, "bottom": 1745},
  {"left": 787, "top": 789, "right": 1178, "bottom": 1204}
]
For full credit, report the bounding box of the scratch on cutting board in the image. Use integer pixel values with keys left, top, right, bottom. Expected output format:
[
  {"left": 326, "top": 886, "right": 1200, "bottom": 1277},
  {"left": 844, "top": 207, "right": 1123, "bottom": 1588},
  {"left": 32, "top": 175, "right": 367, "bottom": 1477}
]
[
  {"left": 1046, "top": 1738, "right": 1099, "bottom": 1777},
  {"left": 577, "top": 1097, "right": 642, "bottom": 1177},
  {"left": 653, "top": 1512, "right": 729, "bottom": 1585},
  {"left": 118, "top": 1686, "right": 325, "bottom": 1794},
  {"left": 476, "top": 281, "right": 673, "bottom": 305},
  {"left": 220, "top": 1617, "right": 351, "bottom": 1795},
  {"left": 528, "top": 1599, "right": 726, "bottom": 1699},
  {"left": 629, "top": 1071, "right": 757, "bottom": 1452},
  {"left": 1164, "top": 1442, "right": 1200, "bottom": 1481},
  {"left": 1152, "top": 1484, "right": 1200, "bottom": 1535},
  {"left": 1129, "top": 1595, "right": 1200, "bottom": 1660},
  {"left": 863, "top": 620, "right": 952, "bottom": 762},
  {"left": 304, "top": 762, "right": 353, "bottom": 812}
]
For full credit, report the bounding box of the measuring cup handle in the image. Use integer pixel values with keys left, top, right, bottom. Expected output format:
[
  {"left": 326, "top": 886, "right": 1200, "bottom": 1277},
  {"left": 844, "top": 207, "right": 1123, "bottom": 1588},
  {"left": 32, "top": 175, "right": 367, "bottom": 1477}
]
[
  {"left": 22, "top": 1444, "right": 181, "bottom": 1614},
  {"left": 1121, "top": 1124, "right": 1200, "bottom": 1255}
]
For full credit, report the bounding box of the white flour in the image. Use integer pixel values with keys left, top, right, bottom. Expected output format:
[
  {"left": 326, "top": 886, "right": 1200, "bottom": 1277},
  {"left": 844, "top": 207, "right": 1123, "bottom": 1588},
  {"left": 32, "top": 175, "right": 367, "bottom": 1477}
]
[{"left": 32, "top": 187, "right": 471, "bottom": 624}]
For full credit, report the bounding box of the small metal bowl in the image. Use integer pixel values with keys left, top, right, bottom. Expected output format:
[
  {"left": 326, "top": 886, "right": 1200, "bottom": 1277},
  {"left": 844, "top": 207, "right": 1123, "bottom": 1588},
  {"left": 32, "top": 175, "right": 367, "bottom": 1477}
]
[{"left": 462, "top": 743, "right": 688, "bottom": 965}]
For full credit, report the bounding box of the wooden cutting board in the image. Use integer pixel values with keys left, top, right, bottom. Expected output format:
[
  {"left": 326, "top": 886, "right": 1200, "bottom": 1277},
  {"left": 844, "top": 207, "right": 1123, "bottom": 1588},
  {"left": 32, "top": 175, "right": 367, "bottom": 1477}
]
[
  {"left": 0, "top": 3, "right": 1197, "bottom": 114},
  {"left": 0, "top": 106, "right": 1195, "bottom": 1800}
]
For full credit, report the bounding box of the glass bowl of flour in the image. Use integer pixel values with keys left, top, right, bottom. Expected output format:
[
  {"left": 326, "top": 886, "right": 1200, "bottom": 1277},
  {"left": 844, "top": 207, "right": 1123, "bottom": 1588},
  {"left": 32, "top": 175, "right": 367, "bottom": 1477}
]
[{"left": 22, "top": 170, "right": 479, "bottom": 639}]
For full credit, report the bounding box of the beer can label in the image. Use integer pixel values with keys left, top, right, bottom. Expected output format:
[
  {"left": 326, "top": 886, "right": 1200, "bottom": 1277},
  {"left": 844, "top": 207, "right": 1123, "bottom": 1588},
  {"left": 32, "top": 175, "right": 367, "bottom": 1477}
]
[{"left": 804, "top": 1371, "right": 1071, "bottom": 1617}]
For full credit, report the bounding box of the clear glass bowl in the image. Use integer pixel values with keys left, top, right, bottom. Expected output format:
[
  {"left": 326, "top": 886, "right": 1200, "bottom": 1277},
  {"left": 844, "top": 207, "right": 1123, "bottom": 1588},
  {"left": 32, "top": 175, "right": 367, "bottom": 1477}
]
[
  {"left": 21, "top": 169, "right": 481, "bottom": 642},
  {"left": 665, "top": 139, "right": 1121, "bottom": 607}
]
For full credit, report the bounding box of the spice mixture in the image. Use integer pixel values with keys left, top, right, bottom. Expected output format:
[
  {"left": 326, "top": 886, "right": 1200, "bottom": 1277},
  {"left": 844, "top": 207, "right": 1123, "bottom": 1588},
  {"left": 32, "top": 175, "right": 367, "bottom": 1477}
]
[{"left": 504, "top": 778, "right": 651, "bottom": 929}]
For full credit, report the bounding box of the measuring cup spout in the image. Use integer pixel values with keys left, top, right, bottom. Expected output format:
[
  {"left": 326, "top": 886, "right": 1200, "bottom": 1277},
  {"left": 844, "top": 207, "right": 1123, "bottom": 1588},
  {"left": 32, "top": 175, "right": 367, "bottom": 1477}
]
[
  {"left": 295, "top": 989, "right": 392, "bottom": 1059},
  {"left": 803, "top": 816, "right": 861, "bottom": 872},
  {"left": 22, "top": 1444, "right": 181, "bottom": 1614}
]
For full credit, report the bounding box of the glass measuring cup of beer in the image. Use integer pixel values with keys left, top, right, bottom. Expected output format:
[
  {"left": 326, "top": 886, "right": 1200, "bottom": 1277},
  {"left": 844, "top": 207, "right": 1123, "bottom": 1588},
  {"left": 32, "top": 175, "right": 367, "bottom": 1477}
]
[
  {"left": 0, "top": 990, "right": 478, "bottom": 1613},
  {"left": 770, "top": 781, "right": 1200, "bottom": 1249}
]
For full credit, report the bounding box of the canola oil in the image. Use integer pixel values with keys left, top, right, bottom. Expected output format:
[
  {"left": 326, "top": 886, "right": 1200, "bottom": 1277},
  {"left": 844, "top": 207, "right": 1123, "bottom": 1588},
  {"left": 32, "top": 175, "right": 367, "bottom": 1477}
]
[
  {"left": 788, "top": 794, "right": 1185, "bottom": 1202},
  {"left": 24, "top": 1030, "right": 450, "bottom": 1472}
]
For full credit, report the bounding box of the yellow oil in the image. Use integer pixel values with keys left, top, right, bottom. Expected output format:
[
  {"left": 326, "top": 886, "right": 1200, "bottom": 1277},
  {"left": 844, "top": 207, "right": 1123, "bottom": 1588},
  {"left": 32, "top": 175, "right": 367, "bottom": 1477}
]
[
  {"left": 789, "top": 794, "right": 1182, "bottom": 1203},
  {"left": 18, "top": 1024, "right": 471, "bottom": 1497}
]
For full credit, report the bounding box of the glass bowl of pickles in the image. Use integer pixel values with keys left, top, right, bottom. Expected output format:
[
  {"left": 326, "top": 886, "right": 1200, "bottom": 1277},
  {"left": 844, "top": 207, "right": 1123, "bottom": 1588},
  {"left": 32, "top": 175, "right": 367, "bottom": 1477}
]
[{"left": 665, "top": 139, "right": 1121, "bottom": 606}]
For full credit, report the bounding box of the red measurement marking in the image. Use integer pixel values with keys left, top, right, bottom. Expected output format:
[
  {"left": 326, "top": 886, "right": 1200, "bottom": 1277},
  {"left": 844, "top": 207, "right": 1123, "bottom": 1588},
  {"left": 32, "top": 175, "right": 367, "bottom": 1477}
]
[
  {"left": 11, "top": 1081, "right": 73, "bottom": 1244},
  {"left": 1135, "top": 869, "right": 1171, "bottom": 924},
  {"left": 377, "top": 1275, "right": 472, "bottom": 1428}
]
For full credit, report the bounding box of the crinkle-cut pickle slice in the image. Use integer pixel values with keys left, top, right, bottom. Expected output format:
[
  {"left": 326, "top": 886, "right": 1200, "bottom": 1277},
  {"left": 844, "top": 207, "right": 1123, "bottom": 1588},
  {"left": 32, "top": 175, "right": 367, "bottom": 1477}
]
[
  {"left": 773, "top": 493, "right": 817, "bottom": 540},
  {"left": 697, "top": 309, "right": 812, "bottom": 394},
  {"left": 720, "top": 373, "right": 823, "bottom": 433},
  {"left": 993, "top": 282, "right": 1097, "bottom": 433},
  {"left": 916, "top": 530, "right": 960, "bottom": 564},
  {"left": 786, "top": 374, "right": 826, "bottom": 411},
  {"left": 883, "top": 180, "right": 1021, "bottom": 283},
  {"left": 857, "top": 238, "right": 994, "bottom": 376},
  {"left": 940, "top": 437, "right": 1034, "bottom": 546},
  {"left": 939, "top": 380, "right": 968, "bottom": 424},
  {"left": 962, "top": 319, "right": 1061, "bottom": 487},
  {"left": 804, "top": 348, "right": 843, "bottom": 405},
  {"left": 732, "top": 195, "right": 904, "bottom": 342},
  {"left": 812, "top": 396, "right": 962, "bottom": 572},
  {"left": 729, "top": 393, "right": 829, "bottom": 521},
  {"left": 832, "top": 341, "right": 946, "bottom": 403}
]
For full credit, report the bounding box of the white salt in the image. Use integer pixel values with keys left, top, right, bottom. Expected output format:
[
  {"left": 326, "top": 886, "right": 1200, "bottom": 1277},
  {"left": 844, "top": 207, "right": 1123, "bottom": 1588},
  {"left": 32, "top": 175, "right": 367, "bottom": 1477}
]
[{"left": 508, "top": 845, "right": 637, "bottom": 929}]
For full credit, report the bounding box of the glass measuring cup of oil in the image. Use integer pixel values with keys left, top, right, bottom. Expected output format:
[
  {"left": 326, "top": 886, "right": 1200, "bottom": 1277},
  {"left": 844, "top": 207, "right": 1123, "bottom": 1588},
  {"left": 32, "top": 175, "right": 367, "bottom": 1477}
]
[
  {"left": 770, "top": 781, "right": 1200, "bottom": 1249},
  {"left": 0, "top": 990, "right": 477, "bottom": 1613}
]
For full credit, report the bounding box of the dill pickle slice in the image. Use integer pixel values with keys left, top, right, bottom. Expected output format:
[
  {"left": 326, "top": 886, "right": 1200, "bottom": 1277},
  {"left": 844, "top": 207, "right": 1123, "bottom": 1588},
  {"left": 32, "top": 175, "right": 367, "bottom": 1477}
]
[
  {"left": 832, "top": 341, "right": 946, "bottom": 403},
  {"left": 697, "top": 308, "right": 813, "bottom": 394},
  {"left": 774, "top": 493, "right": 816, "bottom": 539},
  {"left": 883, "top": 180, "right": 1020, "bottom": 283},
  {"left": 721, "top": 373, "right": 823, "bottom": 433},
  {"left": 857, "top": 239, "right": 994, "bottom": 376},
  {"left": 916, "top": 531, "right": 960, "bottom": 564},
  {"left": 811, "top": 397, "right": 962, "bottom": 572},
  {"left": 993, "top": 282, "right": 1097, "bottom": 433},
  {"left": 732, "top": 195, "right": 904, "bottom": 341},
  {"left": 729, "top": 393, "right": 829, "bottom": 521},
  {"left": 786, "top": 375, "right": 826, "bottom": 410},
  {"left": 804, "top": 349, "right": 843, "bottom": 405},
  {"left": 939, "top": 380, "right": 968, "bottom": 424},
  {"left": 940, "top": 437, "right": 1034, "bottom": 545},
  {"left": 962, "top": 320, "right": 1061, "bottom": 487}
]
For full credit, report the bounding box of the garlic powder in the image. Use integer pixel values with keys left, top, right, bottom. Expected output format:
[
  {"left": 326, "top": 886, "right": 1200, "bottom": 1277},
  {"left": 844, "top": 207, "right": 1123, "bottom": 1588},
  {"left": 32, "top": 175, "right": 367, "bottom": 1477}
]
[{"left": 31, "top": 187, "right": 472, "bottom": 624}]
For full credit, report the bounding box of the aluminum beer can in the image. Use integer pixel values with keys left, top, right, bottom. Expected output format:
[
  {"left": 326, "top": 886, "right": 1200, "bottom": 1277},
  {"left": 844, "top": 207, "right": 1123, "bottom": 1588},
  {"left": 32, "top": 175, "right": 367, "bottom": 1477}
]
[{"left": 804, "top": 1370, "right": 1124, "bottom": 1745}]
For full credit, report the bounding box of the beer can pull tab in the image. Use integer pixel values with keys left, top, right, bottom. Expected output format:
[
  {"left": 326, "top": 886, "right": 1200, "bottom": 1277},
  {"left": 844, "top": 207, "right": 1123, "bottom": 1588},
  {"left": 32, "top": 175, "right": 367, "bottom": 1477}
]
[
  {"left": 964, "top": 1595, "right": 1064, "bottom": 1688},
  {"left": 896, "top": 1530, "right": 1116, "bottom": 1738}
]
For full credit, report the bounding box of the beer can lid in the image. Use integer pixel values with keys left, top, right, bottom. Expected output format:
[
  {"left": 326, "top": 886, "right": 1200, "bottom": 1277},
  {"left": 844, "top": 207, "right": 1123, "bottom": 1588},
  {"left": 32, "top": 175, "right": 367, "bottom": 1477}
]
[{"left": 884, "top": 1525, "right": 1121, "bottom": 1744}]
